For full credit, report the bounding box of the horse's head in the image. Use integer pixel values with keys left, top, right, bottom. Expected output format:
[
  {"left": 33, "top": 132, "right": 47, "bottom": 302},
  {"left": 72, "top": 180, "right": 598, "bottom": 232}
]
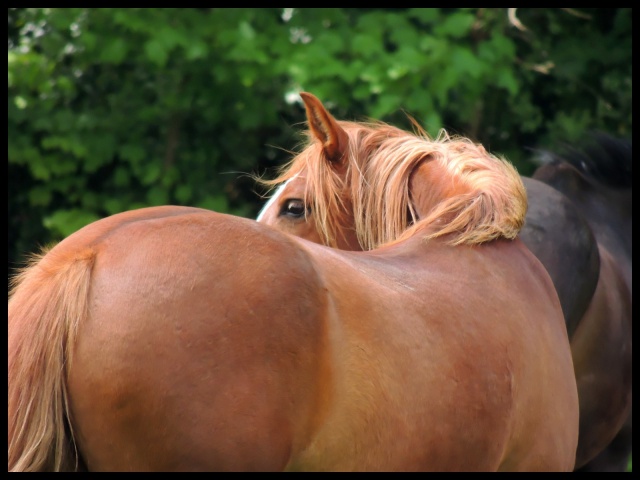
[
  {"left": 258, "top": 92, "right": 527, "bottom": 250},
  {"left": 256, "top": 92, "right": 361, "bottom": 250},
  {"left": 531, "top": 133, "right": 632, "bottom": 288},
  {"left": 532, "top": 134, "right": 632, "bottom": 259}
]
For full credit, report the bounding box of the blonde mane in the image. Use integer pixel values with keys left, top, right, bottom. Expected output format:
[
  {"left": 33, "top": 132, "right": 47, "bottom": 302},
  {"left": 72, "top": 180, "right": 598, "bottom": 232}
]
[{"left": 263, "top": 120, "right": 527, "bottom": 250}]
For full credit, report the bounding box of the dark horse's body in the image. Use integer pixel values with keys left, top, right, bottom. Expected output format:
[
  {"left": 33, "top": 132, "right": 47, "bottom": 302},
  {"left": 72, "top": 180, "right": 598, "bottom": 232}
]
[{"left": 520, "top": 134, "right": 632, "bottom": 471}]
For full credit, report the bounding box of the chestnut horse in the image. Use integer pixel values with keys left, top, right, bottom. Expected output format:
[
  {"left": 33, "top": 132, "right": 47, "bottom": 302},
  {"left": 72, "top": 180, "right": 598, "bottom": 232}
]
[
  {"left": 9, "top": 95, "right": 579, "bottom": 472},
  {"left": 258, "top": 93, "right": 631, "bottom": 471}
]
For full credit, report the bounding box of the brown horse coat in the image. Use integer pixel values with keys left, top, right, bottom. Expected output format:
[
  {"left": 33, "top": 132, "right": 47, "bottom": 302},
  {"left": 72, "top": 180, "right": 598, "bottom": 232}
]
[
  {"left": 8, "top": 93, "right": 580, "bottom": 472},
  {"left": 10, "top": 206, "right": 578, "bottom": 471}
]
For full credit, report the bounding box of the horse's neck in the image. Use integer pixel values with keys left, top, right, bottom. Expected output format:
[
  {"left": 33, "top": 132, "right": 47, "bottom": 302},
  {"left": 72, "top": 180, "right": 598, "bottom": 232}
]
[{"left": 407, "top": 159, "right": 464, "bottom": 221}]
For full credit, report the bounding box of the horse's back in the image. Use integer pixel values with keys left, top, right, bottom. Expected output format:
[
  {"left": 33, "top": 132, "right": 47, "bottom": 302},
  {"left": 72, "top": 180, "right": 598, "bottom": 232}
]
[
  {"left": 441, "top": 239, "right": 578, "bottom": 471},
  {"left": 10, "top": 206, "right": 578, "bottom": 471},
  {"left": 62, "top": 206, "right": 332, "bottom": 471},
  {"left": 290, "top": 238, "right": 578, "bottom": 471}
]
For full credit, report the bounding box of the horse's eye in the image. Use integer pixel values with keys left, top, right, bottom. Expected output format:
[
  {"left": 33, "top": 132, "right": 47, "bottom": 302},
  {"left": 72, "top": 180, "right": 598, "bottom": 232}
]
[{"left": 280, "top": 199, "right": 308, "bottom": 218}]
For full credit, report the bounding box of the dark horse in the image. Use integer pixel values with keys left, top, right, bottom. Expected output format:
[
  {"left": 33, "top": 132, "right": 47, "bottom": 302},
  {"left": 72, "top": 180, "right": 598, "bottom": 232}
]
[
  {"left": 258, "top": 93, "right": 631, "bottom": 471},
  {"left": 521, "top": 135, "right": 632, "bottom": 471}
]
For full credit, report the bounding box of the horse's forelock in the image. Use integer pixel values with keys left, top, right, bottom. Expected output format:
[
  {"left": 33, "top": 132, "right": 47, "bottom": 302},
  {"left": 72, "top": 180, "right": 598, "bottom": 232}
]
[{"left": 305, "top": 142, "right": 353, "bottom": 248}]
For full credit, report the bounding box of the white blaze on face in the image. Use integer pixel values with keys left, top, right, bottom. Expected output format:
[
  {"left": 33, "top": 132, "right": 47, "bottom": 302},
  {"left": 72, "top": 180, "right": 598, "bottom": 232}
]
[{"left": 256, "top": 174, "right": 298, "bottom": 222}]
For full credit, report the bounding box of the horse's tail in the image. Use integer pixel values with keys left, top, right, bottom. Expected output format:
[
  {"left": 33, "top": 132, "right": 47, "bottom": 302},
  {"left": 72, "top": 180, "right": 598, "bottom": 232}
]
[{"left": 8, "top": 245, "right": 96, "bottom": 472}]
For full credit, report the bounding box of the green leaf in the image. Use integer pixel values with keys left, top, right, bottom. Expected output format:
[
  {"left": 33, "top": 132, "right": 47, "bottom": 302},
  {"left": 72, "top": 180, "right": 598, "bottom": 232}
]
[
  {"left": 119, "top": 144, "right": 146, "bottom": 164},
  {"left": 28, "top": 186, "right": 52, "bottom": 207},
  {"left": 488, "top": 33, "right": 516, "bottom": 60},
  {"left": 496, "top": 67, "right": 519, "bottom": 96},
  {"left": 185, "top": 40, "right": 208, "bottom": 60},
  {"left": 161, "top": 165, "right": 180, "bottom": 188},
  {"left": 408, "top": 8, "right": 441, "bottom": 24},
  {"left": 81, "top": 31, "right": 97, "bottom": 52},
  {"left": 406, "top": 93, "right": 434, "bottom": 119},
  {"left": 450, "top": 47, "right": 484, "bottom": 79},
  {"left": 395, "top": 46, "right": 424, "bottom": 73},
  {"left": 197, "top": 194, "right": 229, "bottom": 213},
  {"left": 146, "top": 185, "right": 169, "bottom": 206},
  {"left": 238, "top": 21, "right": 256, "bottom": 40},
  {"left": 44, "top": 208, "right": 101, "bottom": 237},
  {"left": 141, "top": 162, "right": 162, "bottom": 186},
  {"left": 113, "top": 167, "right": 131, "bottom": 187},
  {"left": 47, "top": 154, "right": 78, "bottom": 176},
  {"left": 352, "top": 33, "right": 381, "bottom": 58},
  {"left": 29, "top": 157, "right": 52, "bottom": 181},
  {"left": 175, "top": 184, "right": 192, "bottom": 204},
  {"left": 371, "top": 93, "right": 402, "bottom": 119},
  {"left": 423, "top": 111, "right": 442, "bottom": 136},
  {"left": 83, "top": 134, "right": 116, "bottom": 171},
  {"left": 81, "top": 191, "right": 100, "bottom": 210},
  {"left": 104, "top": 197, "right": 127, "bottom": 215},
  {"left": 316, "top": 31, "right": 344, "bottom": 54},
  {"left": 434, "top": 11, "right": 476, "bottom": 38},
  {"left": 100, "top": 38, "right": 128, "bottom": 64},
  {"left": 144, "top": 38, "right": 168, "bottom": 67},
  {"left": 418, "top": 35, "right": 447, "bottom": 59}
]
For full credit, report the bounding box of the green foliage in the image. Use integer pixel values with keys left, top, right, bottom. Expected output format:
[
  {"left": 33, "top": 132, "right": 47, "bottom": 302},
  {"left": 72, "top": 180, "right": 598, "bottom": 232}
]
[
  {"left": 5, "top": 9, "right": 634, "bottom": 469},
  {"left": 8, "top": 8, "right": 632, "bottom": 277}
]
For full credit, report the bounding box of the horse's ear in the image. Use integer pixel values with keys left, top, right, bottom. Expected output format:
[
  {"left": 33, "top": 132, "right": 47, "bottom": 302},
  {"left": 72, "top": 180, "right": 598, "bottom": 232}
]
[{"left": 300, "top": 92, "right": 349, "bottom": 167}]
